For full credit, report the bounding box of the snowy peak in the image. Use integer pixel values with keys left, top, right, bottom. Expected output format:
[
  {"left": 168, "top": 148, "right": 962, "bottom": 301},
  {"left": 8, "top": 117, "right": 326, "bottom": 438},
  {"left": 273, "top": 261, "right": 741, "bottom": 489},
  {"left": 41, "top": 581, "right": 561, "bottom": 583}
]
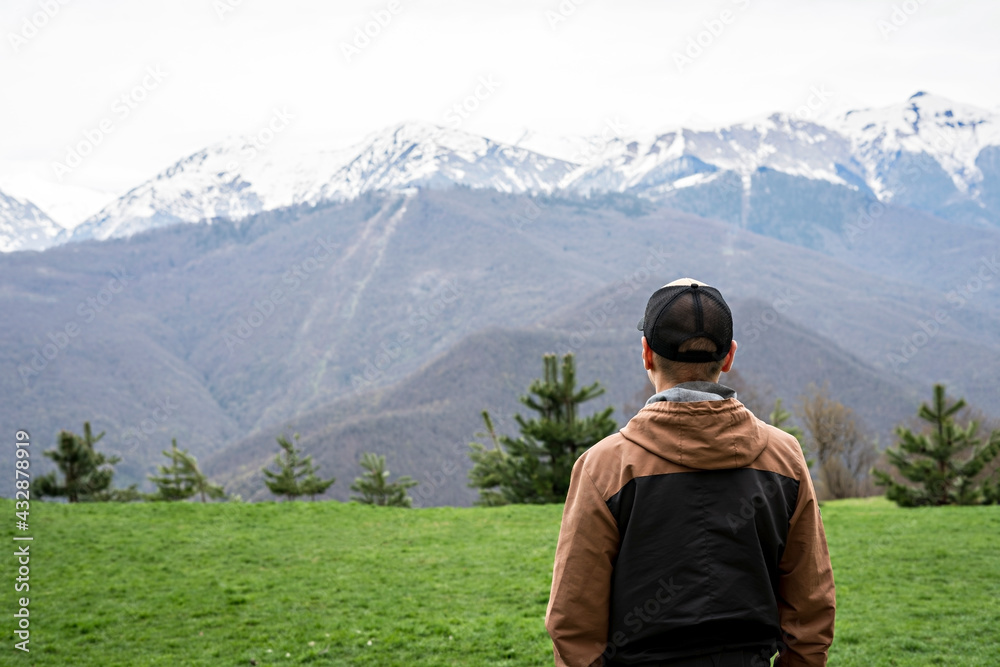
[
  {"left": 566, "top": 93, "right": 1000, "bottom": 215},
  {"left": 71, "top": 136, "right": 357, "bottom": 242},
  {"left": 0, "top": 189, "right": 63, "bottom": 252},
  {"left": 71, "top": 121, "right": 576, "bottom": 242},
  {"left": 841, "top": 91, "right": 997, "bottom": 138},
  {"left": 565, "top": 115, "right": 857, "bottom": 197},
  {"left": 328, "top": 121, "right": 575, "bottom": 199},
  {"left": 834, "top": 92, "right": 1000, "bottom": 199},
  {"left": 369, "top": 120, "right": 496, "bottom": 155}
]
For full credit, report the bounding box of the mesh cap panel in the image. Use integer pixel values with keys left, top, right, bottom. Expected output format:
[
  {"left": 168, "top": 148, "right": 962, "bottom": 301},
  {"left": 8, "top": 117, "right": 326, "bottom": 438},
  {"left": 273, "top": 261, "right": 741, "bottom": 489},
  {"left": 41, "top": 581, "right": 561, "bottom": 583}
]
[{"left": 637, "top": 283, "right": 733, "bottom": 363}]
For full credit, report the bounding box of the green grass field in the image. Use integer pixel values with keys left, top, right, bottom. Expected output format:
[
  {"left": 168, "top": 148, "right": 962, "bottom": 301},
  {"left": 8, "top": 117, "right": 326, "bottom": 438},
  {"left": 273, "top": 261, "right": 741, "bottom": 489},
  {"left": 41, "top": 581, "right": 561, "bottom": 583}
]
[{"left": 2, "top": 497, "right": 998, "bottom": 666}]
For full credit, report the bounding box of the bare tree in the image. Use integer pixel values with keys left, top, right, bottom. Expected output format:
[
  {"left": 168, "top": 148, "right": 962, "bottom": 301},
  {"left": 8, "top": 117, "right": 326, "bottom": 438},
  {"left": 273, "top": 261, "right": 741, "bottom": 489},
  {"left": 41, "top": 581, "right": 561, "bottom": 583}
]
[{"left": 798, "top": 384, "right": 877, "bottom": 499}]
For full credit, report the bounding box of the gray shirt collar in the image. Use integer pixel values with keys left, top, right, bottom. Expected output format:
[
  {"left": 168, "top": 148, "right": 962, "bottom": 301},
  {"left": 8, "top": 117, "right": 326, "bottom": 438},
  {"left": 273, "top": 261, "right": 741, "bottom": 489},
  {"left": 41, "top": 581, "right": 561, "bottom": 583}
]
[{"left": 645, "top": 381, "right": 737, "bottom": 405}]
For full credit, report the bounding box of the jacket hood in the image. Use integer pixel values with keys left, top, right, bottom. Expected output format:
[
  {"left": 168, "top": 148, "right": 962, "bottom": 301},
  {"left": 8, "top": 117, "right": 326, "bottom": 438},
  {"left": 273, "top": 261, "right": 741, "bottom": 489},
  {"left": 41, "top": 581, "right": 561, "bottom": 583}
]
[{"left": 619, "top": 398, "right": 768, "bottom": 470}]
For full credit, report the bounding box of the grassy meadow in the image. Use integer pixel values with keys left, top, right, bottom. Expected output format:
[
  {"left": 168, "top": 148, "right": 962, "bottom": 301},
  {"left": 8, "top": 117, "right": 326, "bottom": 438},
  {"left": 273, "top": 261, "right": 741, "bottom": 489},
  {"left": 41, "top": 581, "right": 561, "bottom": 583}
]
[{"left": 2, "top": 497, "right": 998, "bottom": 666}]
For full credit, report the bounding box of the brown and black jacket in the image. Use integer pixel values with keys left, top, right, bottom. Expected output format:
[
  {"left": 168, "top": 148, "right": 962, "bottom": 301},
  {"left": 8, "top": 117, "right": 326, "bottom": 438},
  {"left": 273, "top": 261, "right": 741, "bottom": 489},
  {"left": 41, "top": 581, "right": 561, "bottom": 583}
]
[{"left": 545, "top": 382, "right": 835, "bottom": 666}]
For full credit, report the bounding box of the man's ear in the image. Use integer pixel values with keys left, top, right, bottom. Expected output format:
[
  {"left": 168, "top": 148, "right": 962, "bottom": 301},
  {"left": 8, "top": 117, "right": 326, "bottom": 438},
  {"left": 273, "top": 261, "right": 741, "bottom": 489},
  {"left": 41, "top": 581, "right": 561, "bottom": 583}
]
[
  {"left": 641, "top": 336, "right": 655, "bottom": 371},
  {"left": 721, "top": 340, "right": 737, "bottom": 373}
]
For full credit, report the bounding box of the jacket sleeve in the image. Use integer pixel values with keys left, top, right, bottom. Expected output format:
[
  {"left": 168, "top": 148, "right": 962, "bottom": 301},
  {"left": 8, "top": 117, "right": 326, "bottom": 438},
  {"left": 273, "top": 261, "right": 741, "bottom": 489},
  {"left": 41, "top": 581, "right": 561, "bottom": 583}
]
[
  {"left": 545, "top": 455, "right": 621, "bottom": 667},
  {"left": 775, "top": 471, "right": 836, "bottom": 667}
]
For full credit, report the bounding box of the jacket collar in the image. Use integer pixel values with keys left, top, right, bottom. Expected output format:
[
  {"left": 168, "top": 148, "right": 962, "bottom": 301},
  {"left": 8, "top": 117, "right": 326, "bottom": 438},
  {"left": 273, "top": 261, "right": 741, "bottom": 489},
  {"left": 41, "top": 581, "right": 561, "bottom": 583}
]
[
  {"left": 622, "top": 391, "right": 767, "bottom": 470},
  {"left": 645, "top": 381, "right": 737, "bottom": 405}
]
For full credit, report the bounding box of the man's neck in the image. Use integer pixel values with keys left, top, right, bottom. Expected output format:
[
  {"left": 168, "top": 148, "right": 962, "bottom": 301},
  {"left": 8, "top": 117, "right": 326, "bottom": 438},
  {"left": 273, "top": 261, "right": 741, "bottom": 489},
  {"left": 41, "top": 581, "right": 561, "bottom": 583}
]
[{"left": 652, "top": 376, "right": 722, "bottom": 394}]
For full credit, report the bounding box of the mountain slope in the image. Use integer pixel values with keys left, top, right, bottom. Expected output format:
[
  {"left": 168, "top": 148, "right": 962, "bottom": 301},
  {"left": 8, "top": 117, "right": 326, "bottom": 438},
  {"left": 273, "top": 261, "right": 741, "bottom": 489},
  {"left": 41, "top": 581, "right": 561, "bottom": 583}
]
[
  {"left": 204, "top": 297, "right": 922, "bottom": 507},
  {"left": 0, "top": 189, "right": 63, "bottom": 252},
  {"left": 5, "top": 188, "right": 999, "bottom": 500}
]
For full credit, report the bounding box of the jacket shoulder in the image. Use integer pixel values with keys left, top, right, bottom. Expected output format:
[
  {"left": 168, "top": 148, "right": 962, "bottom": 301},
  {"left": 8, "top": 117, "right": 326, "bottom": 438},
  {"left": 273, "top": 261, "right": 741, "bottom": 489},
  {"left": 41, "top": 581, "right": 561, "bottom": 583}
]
[
  {"left": 752, "top": 418, "right": 811, "bottom": 481},
  {"left": 574, "top": 431, "right": 640, "bottom": 501}
]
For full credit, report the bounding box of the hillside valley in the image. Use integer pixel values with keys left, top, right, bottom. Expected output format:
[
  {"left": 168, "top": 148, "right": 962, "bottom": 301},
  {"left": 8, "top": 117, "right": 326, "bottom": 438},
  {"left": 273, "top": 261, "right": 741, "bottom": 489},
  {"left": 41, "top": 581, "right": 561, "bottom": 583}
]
[{"left": 3, "top": 187, "right": 998, "bottom": 502}]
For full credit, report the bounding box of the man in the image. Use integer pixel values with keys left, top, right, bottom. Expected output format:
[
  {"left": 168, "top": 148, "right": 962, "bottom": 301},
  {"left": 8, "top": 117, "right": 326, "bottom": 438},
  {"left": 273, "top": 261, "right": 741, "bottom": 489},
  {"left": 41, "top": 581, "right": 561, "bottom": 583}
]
[{"left": 545, "top": 279, "right": 835, "bottom": 667}]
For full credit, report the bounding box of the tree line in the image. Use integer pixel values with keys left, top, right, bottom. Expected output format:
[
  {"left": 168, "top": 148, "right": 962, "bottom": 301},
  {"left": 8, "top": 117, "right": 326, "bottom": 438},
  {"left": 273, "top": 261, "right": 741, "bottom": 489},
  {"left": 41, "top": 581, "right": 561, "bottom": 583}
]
[
  {"left": 28, "top": 353, "right": 1000, "bottom": 509},
  {"left": 466, "top": 354, "right": 1000, "bottom": 508},
  {"left": 32, "top": 428, "right": 418, "bottom": 507}
]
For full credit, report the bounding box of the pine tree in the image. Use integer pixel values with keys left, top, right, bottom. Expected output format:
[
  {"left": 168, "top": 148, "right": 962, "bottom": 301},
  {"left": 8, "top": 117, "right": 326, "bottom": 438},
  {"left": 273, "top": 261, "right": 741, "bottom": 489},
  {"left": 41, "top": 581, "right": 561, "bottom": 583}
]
[
  {"left": 350, "top": 452, "right": 418, "bottom": 507},
  {"left": 149, "top": 440, "right": 226, "bottom": 502},
  {"left": 468, "top": 353, "right": 616, "bottom": 505},
  {"left": 262, "top": 433, "right": 334, "bottom": 501},
  {"left": 148, "top": 440, "right": 196, "bottom": 501},
  {"left": 34, "top": 422, "right": 129, "bottom": 502},
  {"left": 466, "top": 411, "right": 511, "bottom": 507},
  {"left": 188, "top": 455, "right": 227, "bottom": 503},
  {"left": 873, "top": 384, "right": 1000, "bottom": 507},
  {"left": 301, "top": 472, "right": 336, "bottom": 501},
  {"left": 983, "top": 477, "right": 1000, "bottom": 505}
]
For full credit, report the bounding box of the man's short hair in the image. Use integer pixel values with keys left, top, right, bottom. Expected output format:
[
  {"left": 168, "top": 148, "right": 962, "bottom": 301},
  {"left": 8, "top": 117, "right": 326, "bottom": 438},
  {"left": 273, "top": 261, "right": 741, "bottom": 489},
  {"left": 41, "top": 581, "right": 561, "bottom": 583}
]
[{"left": 654, "top": 336, "right": 726, "bottom": 383}]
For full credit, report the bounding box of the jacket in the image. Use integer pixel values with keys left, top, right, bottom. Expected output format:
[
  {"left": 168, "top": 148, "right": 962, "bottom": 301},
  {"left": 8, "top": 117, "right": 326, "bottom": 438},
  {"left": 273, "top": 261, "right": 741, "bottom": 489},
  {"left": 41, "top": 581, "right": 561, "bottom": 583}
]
[{"left": 545, "top": 383, "right": 835, "bottom": 666}]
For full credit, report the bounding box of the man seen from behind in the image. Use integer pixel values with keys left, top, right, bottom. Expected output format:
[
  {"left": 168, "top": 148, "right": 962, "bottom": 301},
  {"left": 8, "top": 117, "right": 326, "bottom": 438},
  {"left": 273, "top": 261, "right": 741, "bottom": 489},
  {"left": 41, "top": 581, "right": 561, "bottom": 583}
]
[{"left": 545, "top": 278, "right": 835, "bottom": 666}]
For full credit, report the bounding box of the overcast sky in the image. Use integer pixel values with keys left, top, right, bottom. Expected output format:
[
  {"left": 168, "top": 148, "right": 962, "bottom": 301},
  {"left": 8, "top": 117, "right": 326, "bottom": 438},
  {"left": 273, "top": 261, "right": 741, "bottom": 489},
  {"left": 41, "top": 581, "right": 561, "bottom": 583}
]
[{"left": 2, "top": 0, "right": 998, "bottom": 223}]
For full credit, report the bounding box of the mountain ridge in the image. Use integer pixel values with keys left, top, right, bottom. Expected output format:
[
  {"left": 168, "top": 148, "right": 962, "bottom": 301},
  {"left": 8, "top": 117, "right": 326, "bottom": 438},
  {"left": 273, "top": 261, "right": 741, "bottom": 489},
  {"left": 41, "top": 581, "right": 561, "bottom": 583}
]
[{"left": 6, "top": 92, "right": 998, "bottom": 252}]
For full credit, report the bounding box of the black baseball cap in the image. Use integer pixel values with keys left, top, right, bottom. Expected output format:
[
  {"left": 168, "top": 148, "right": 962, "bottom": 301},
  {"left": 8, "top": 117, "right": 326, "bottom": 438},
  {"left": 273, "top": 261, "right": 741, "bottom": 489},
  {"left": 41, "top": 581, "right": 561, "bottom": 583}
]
[{"left": 637, "top": 278, "right": 733, "bottom": 363}]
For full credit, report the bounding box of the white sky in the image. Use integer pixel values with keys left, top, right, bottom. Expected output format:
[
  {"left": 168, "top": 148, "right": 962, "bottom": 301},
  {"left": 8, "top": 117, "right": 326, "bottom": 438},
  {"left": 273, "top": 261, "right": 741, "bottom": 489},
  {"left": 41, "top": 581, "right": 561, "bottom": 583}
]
[{"left": 1, "top": 0, "right": 998, "bottom": 225}]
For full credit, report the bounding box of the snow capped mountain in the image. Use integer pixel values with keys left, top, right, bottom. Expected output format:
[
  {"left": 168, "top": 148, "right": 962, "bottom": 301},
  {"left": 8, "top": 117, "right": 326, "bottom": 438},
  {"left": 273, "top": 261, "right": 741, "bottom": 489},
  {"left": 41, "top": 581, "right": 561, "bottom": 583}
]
[
  {"left": 556, "top": 94, "right": 1000, "bottom": 228},
  {"left": 320, "top": 122, "right": 575, "bottom": 200},
  {"left": 13, "top": 92, "right": 996, "bottom": 251},
  {"left": 0, "top": 189, "right": 63, "bottom": 252},
  {"left": 69, "top": 137, "right": 358, "bottom": 242},
  {"left": 834, "top": 91, "right": 1000, "bottom": 202},
  {"left": 560, "top": 114, "right": 862, "bottom": 197},
  {"left": 70, "top": 121, "right": 575, "bottom": 243}
]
